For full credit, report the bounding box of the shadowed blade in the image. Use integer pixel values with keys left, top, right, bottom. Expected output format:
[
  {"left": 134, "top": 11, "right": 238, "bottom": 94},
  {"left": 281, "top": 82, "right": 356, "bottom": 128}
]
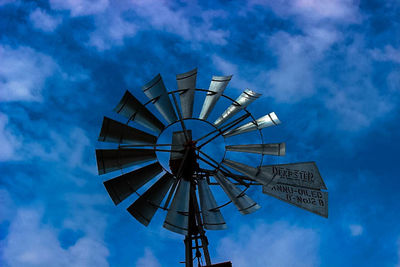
[
  {"left": 98, "top": 117, "right": 157, "bottom": 145},
  {"left": 127, "top": 173, "right": 175, "bottom": 226},
  {"left": 142, "top": 74, "right": 177, "bottom": 124},
  {"left": 214, "top": 171, "right": 260, "bottom": 215},
  {"left": 114, "top": 91, "right": 164, "bottom": 133},
  {"left": 199, "top": 75, "right": 232, "bottom": 120},
  {"left": 214, "top": 89, "right": 261, "bottom": 127},
  {"left": 163, "top": 179, "right": 191, "bottom": 235},
  {"left": 223, "top": 112, "right": 280, "bottom": 137},
  {"left": 222, "top": 159, "right": 275, "bottom": 185},
  {"left": 198, "top": 179, "right": 227, "bottom": 230},
  {"left": 262, "top": 184, "right": 328, "bottom": 218},
  {"left": 177, "top": 68, "right": 197, "bottom": 119},
  {"left": 226, "top": 143, "right": 285, "bottom": 156},
  {"left": 103, "top": 162, "right": 163, "bottom": 205},
  {"left": 96, "top": 148, "right": 156, "bottom": 175}
]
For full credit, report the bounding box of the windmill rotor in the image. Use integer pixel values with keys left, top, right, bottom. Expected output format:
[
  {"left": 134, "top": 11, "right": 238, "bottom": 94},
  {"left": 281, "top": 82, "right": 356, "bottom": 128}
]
[{"left": 95, "top": 68, "right": 328, "bottom": 267}]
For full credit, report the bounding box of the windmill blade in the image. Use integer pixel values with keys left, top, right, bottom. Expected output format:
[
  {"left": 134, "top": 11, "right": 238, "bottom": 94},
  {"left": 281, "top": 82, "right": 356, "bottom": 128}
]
[
  {"left": 103, "top": 162, "right": 163, "bottom": 205},
  {"left": 226, "top": 143, "right": 285, "bottom": 156},
  {"left": 261, "top": 162, "right": 327, "bottom": 190},
  {"left": 98, "top": 117, "right": 157, "bottom": 145},
  {"left": 114, "top": 90, "right": 164, "bottom": 133},
  {"left": 214, "top": 89, "right": 261, "bottom": 127},
  {"left": 142, "top": 74, "right": 177, "bottom": 124},
  {"left": 262, "top": 184, "right": 328, "bottom": 218},
  {"left": 163, "top": 179, "right": 191, "bottom": 235},
  {"left": 222, "top": 159, "right": 275, "bottom": 185},
  {"left": 214, "top": 171, "right": 260, "bottom": 215},
  {"left": 176, "top": 68, "right": 197, "bottom": 119},
  {"left": 223, "top": 112, "right": 281, "bottom": 138},
  {"left": 127, "top": 173, "right": 175, "bottom": 226},
  {"left": 96, "top": 148, "right": 156, "bottom": 175},
  {"left": 198, "top": 179, "right": 227, "bottom": 230},
  {"left": 170, "top": 130, "right": 192, "bottom": 160},
  {"left": 199, "top": 75, "right": 232, "bottom": 120}
]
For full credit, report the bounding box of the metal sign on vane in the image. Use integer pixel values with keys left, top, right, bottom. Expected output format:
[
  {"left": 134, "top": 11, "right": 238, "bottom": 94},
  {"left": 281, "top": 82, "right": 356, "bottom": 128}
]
[{"left": 95, "top": 68, "right": 328, "bottom": 267}]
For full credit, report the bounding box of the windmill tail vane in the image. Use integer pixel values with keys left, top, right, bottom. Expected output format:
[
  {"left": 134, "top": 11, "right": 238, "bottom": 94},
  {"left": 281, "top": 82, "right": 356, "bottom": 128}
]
[{"left": 95, "top": 68, "right": 328, "bottom": 267}]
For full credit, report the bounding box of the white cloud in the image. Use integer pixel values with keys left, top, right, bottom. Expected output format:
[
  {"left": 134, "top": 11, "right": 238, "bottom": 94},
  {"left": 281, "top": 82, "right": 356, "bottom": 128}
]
[
  {"left": 349, "top": 224, "right": 363, "bottom": 236},
  {"left": 3, "top": 209, "right": 109, "bottom": 267},
  {"left": 0, "top": 112, "right": 21, "bottom": 161},
  {"left": 135, "top": 248, "right": 161, "bottom": 267},
  {"left": 249, "top": 0, "right": 359, "bottom": 23},
  {"left": 88, "top": 12, "right": 137, "bottom": 51},
  {"left": 370, "top": 45, "right": 400, "bottom": 64},
  {"left": 49, "top": 0, "right": 109, "bottom": 17},
  {"left": 216, "top": 222, "right": 319, "bottom": 267},
  {"left": 0, "top": 45, "right": 57, "bottom": 102},
  {"left": 29, "top": 8, "right": 61, "bottom": 32}
]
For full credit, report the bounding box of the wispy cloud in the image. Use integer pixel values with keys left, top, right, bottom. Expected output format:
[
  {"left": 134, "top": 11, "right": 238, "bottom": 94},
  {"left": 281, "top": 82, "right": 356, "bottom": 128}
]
[
  {"left": 216, "top": 222, "right": 319, "bottom": 267},
  {"left": 135, "top": 248, "right": 161, "bottom": 267},
  {"left": 29, "top": 8, "right": 61, "bottom": 32},
  {"left": 0, "top": 112, "right": 21, "bottom": 161},
  {"left": 0, "top": 45, "right": 57, "bottom": 102}
]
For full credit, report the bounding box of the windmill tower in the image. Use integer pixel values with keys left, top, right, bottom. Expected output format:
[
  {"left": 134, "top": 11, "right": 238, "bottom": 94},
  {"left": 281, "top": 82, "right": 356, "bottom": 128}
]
[{"left": 95, "top": 68, "right": 328, "bottom": 266}]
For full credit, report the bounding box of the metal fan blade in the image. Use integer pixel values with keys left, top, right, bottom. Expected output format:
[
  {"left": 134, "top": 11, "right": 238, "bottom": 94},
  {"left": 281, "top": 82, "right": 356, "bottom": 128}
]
[
  {"left": 142, "top": 74, "right": 178, "bottom": 124},
  {"left": 163, "top": 179, "right": 191, "bottom": 235},
  {"left": 170, "top": 130, "right": 192, "bottom": 160},
  {"left": 226, "top": 143, "right": 285, "bottom": 156},
  {"left": 114, "top": 91, "right": 164, "bottom": 133},
  {"left": 199, "top": 75, "right": 232, "bottom": 120},
  {"left": 127, "top": 173, "right": 175, "bottom": 226},
  {"left": 261, "top": 162, "right": 327, "bottom": 190},
  {"left": 98, "top": 117, "right": 157, "bottom": 145},
  {"left": 198, "top": 179, "right": 227, "bottom": 230},
  {"left": 96, "top": 148, "right": 156, "bottom": 175},
  {"left": 177, "top": 68, "right": 197, "bottom": 119},
  {"left": 262, "top": 184, "right": 328, "bottom": 218},
  {"left": 223, "top": 112, "right": 280, "bottom": 137},
  {"left": 214, "top": 89, "right": 261, "bottom": 127},
  {"left": 222, "top": 159, "right": 275, "bottom": 185},
  {"left": 103, "top": 162, "right": 163, "bottom": 205},
  {"left": 214, "top": 171, "right": 260, "bottom": 215}
]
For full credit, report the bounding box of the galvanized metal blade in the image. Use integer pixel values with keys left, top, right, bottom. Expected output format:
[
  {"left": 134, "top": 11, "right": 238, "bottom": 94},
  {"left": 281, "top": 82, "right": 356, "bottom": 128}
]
[
  {"left": 261, "top": 162, "right": 327, "bottom": 190},
  {"left": 198, "top": 179, "right": 227, "bottom": 230},
  {"left": 199, "top": 75, "right": 232, "bottom": 120},
  {"left": 163, "top": 179, "right": 191, "bottom": 235},
  {"left": 103, "top": 162, "right": 163, "bottom": 205},
  {"left": 127, "top": 173, "right": 175, "bottom": 226},
  {"left": 223, "top": 112, "right": 281, "bottom": 138},
  {"left": 170, "top": 130, "right": 192, "bottom": 160},
  {"left": 176, "top": 68, "right": 197, "bottom": 119},
  {"left": 214, "top": 89, "right": 261, "bottom": 127},
  {"left": 142, "top": 74, "right": 177, "bottom": 124},
  {"left": 98, "top": 117, "right": 157, "bottom": 145},
  {"left": 214, "top": 171, "right": 260, "bottom": 215},
  {"left": 96, "top": 148, "right": 156, "bottom": 175},
  {"left": 222, "top": 159, "right": 275, "bottom": 185},
  {"left": 226, "top": 143, "right": 285, "bottom": 156},
  {"left": 114, "top": 90, "right": 164, "bottom": 133},
  {"left": 262, "top": 184, "right": 328, "bottom": 218}
]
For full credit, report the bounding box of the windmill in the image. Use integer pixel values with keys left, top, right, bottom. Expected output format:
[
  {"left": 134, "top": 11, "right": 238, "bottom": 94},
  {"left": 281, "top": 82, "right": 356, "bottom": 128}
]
[{"left": 95, "top": 68, "right": 328, "bottom": 267}]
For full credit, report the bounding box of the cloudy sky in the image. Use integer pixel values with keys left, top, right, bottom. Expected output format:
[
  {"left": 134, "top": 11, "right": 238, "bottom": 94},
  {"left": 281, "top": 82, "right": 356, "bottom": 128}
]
[{"left": 1, "top": 0, "right": 400, "bottom": 266}]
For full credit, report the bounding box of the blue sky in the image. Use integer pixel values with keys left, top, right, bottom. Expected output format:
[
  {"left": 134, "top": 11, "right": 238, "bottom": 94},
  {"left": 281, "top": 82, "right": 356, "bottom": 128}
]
[{"left": 1, "top": 0, "right": 400, "bottom": 266}]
